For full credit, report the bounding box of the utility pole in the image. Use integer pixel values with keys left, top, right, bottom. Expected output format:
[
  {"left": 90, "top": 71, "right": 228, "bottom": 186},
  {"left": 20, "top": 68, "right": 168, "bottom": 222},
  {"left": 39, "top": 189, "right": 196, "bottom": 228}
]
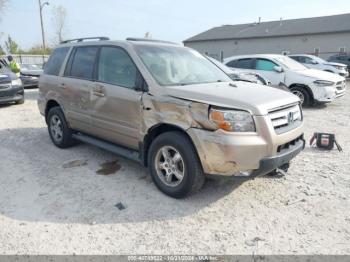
[{"left": 38, "top": 0, "right": 49, "bottom": 63}]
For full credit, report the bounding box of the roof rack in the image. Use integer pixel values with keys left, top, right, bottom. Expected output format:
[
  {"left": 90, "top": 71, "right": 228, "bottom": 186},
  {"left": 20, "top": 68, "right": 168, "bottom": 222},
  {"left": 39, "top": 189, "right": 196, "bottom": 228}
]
[
  {"left": 60, "top": 37, "right": 110, "bottom": 44},
  {"left": 126, "top": 37, "right": 179, "bottom": 45}
]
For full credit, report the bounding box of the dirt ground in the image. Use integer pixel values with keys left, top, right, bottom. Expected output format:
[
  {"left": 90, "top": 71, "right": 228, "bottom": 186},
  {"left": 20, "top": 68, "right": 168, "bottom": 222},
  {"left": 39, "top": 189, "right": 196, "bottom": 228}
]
[{"left": 0, "top": 84, "right": 349, "bottom": 255}]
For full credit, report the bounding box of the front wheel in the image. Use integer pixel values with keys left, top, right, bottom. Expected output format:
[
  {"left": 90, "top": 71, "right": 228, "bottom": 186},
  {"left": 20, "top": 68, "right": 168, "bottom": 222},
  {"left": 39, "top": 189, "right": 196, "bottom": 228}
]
[
  {"left": 290, "top": 86, "right": 310, "bottom": 107},
  {"left": 148, "top": 131, "right": 205, "bottom": 198}
]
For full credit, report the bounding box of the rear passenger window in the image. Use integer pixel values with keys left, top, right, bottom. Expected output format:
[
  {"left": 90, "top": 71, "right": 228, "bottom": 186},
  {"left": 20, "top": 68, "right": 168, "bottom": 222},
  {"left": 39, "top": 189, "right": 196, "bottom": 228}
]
[
  {"left": 67, "top": 46, "right": 99, "bottom": 80},
  {"left": 225, "top": 60, "right": 237, "bottom": 68},
  {"left": 44, "top": 47, "right": 69, "bottom": 76},
  {"left": 290, "top": 56, "right": 300, "bottom": 62},
  {"left": 227, "top": 58, "right": 253, "bottom": 69},
  {"left": 255, "top": 59, "right": 277, "bottom": 71},
  {"left": 97, "top": 47, "right": 137, "bottom": 89}
]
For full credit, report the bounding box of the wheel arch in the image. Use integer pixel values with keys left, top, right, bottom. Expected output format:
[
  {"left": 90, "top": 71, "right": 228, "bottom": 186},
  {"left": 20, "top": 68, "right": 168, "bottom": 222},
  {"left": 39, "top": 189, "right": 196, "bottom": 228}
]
[
  {"left": 289, "top": 83, "right": 314, "bottom": 103},
  {"left": 45, "top": 99, "right": 61, "bottom": 123},
  {"left": 141, "top": 123, "right": 200, "bottom": 168}
]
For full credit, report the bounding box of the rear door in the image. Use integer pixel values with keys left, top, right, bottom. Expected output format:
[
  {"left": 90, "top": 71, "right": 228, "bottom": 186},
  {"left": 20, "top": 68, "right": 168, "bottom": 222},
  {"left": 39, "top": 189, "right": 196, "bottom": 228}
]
[
  {"left": 89, "top": 46, "right": 143, "bottom": 149},
  {"left": 61, "top": 46, "right": 99, "bottom": 133}
]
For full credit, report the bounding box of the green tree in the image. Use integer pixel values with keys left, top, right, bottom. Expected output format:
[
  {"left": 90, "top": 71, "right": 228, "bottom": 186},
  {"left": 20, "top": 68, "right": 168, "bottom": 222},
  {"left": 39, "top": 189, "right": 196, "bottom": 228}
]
[{"left": 4, "top": 36, "right": 19, "bottom": 54}]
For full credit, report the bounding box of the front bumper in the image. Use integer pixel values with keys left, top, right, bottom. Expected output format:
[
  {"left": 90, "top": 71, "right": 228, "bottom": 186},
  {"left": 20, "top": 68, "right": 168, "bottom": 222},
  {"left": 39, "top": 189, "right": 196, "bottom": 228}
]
[
  {"left": 250, "top": 138, "right": 305, "bottom": 178},
  {"left": 0, "top": 85, "right": 24, "bottom": 104},
  {"left": 188, "top": 115, "right": 304, "bottom": 176},
  {"left": 313, "top": 84, "right": 346, "bottom": 103}
]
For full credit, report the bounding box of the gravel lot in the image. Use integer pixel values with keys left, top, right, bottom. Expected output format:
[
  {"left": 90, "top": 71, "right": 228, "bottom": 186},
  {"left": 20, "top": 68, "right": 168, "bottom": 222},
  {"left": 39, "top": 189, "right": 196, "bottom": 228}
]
[{"left": 0, "top": 85, "right": 349, "bottom": 255}]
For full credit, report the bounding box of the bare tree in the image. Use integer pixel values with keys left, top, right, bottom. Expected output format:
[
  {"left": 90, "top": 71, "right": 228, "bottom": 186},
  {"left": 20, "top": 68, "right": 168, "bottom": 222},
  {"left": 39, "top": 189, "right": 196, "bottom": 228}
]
[{"left": 51, "top": 5, "right": 67, "bottom": 43}]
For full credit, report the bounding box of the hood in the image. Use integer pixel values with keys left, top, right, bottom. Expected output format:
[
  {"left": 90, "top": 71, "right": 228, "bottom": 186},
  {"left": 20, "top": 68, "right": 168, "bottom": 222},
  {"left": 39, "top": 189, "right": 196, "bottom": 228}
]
[
  {"left": 324, "top": 62, "right": 347, "bottom": 68},
  {"left": 163, "top": 81, "right": 300, "bottom": 116},
  {"left": 297, "top": 69, "right": 345, "bottom": 82},
  {"left": 0, "top": 74, "right": 11, "bottom": 84},
  {"left": 0, "top": 67, "right": 17, "bottom": 81},
  {"left": 20, "top": 69, "right": 42, "bottom": 76}
]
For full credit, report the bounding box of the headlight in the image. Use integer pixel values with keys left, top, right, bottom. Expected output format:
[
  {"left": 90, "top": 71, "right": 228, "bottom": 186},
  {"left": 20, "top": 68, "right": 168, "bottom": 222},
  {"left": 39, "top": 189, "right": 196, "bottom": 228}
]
[
  {"left": 313, "top": 80, "right": 334, "bottom": 87},
  {"left": 11, "top": 78, "right": 22, "bottom": 86},
  {"left": 209, "top": 107, "right": 255, "bottom": 132}
]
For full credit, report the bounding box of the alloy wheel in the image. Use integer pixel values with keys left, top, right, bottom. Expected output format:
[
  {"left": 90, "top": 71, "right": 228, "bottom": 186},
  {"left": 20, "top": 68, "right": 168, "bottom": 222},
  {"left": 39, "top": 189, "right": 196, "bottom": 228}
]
[
  {"left": 155, "top": 146, "right": 185, "bottom": 187},
  {"left": 50, "top": 115, "right": 63, "bottom": 143}
]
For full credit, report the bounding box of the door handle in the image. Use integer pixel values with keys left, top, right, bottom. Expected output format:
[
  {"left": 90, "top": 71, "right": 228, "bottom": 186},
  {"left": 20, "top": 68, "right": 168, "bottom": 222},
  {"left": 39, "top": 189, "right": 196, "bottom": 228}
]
[{"left": 60, "top": 83, "right": 67, "bottom": 89}]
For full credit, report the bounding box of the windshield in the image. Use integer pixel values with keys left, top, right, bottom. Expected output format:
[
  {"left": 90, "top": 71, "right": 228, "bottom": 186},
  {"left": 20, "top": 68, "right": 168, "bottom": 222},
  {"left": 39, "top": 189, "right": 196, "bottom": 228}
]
[
  {"left": 275, "top": 56, "right": 307, "bottom": 71},
  {"left": 135, "top": 45, "right": 231, "bottom": 86},
  {"left": 311, "top": 56, "right": 326, "bottom": 63},
  {"left": 206, "top": 56, "right": 233, "bottom": 75}
]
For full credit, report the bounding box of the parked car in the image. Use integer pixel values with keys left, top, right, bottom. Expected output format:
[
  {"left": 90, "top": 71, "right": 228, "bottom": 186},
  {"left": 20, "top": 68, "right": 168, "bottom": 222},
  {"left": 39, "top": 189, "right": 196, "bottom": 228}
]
[
  {"left": 20, "top": 64, "right": 43, "bottom": 88},
  {"left": 206, "top": 56, "right": 271, "bottom": 86},
  {"left": 0, "top": 63, "right": 24, "bottom": 105},
  {"left": 289, "top": 54, "right": 349, "bottom": 77},
  {"left": 328, "top": 54, "right": 350, "bottom": 72},
  {"left": 38, "top": 37, "right": 304, "bottom": 198},
  {"left": 224, "top": 54, "right": 346, "bottom": 106}
]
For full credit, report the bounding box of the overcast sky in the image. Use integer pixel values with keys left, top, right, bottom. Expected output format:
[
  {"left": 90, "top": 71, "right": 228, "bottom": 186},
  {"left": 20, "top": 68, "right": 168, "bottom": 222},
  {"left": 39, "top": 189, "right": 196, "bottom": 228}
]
[{"left": 1, "top": 0, "right": 350, "bottom": 49}]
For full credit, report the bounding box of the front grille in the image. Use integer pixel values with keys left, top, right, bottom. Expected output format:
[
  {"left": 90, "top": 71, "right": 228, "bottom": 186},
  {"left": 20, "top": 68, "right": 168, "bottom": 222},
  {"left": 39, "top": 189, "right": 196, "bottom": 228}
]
[
  {"left": 277, "top": 135, "right": 304, "bottom": 153},
  {"left": 268, "top": 103, "right": 302, "bottom": 133}
]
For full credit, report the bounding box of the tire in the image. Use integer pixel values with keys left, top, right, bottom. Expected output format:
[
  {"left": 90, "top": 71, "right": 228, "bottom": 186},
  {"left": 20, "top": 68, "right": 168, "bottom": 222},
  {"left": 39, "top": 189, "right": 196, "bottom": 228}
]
[
  {"left": 148, "top": 131, "right": 205, "bottom": 198},
  {"left": 47, "top": 106, "right": 76, "bottom": 148},
  {"left": 15, "top": 98, "right": 25, "bottom": 104},
  {"left": 290, "top": 86, "right": 310, "bottom": 107}
]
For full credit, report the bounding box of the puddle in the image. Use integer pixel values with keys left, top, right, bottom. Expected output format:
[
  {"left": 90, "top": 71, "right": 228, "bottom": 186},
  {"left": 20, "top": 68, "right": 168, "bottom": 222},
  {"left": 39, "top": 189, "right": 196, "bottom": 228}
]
[
  {"left": 63, "top": 159, "right": 88, "bottom": 168},
  {"left": 96, "top": 160, "right": 121, "bottom": 175}
]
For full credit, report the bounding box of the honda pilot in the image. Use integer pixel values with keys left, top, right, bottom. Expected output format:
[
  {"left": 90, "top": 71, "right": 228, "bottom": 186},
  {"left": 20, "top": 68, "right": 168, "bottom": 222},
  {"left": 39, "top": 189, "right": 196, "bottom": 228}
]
[{"left": 38, "top": 37, "right": 305, "bottom": 198}]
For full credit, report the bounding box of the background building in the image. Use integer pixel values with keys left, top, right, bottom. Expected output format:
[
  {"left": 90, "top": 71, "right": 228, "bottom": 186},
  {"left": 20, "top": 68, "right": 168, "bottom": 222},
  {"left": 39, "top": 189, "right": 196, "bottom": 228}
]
[{"left": 184, "top": 13, "right": 350, "bottom": 61}]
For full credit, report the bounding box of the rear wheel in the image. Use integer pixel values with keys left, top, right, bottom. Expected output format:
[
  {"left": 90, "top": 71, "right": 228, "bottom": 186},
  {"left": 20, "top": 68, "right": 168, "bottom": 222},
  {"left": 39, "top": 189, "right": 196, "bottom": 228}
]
[
  {"left": 47, "top": 106, "right": 76, "bottom": 148},
  {"left": 148, "top": 131, "right": 205, "bottom": 198},
  {"left": 290, "top": 86, "right": 310, "bottom": 107}
]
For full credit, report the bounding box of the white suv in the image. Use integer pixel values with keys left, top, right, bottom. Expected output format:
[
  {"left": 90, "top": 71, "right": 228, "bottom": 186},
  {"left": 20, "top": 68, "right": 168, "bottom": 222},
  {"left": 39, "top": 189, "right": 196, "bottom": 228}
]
[
  {"left": 289, "top": 54, "right": 349, "bottom": 78},
  {"left": 224, "top": 54, "right": 346, "bottom": 106}
]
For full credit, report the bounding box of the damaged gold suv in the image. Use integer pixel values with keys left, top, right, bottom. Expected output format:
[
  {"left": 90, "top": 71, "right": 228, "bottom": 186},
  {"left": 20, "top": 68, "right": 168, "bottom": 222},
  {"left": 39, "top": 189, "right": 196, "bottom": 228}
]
[{"left": 38, "top": 37, "right": 305, "bottom": 198}]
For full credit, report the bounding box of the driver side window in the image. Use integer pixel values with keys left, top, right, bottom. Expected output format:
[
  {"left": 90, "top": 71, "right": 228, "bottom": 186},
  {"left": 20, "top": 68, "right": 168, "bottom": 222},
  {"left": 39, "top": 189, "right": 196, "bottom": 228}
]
[
  {"left": 255, "top": 59, "right": 277, "bottom": 71},
  {"left": 303, "top": 57, "right": 314, "bottom": 64},
  {"left": 97, "top": 47, "right": 137, "bottom": 89}
]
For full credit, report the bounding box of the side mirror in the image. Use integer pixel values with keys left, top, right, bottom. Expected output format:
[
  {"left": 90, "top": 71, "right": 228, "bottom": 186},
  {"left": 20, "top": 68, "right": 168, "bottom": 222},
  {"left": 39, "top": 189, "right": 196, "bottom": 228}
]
[
  {"left": 311, "top": 60, "right": 318, "bottom": 65},
  {"left": 273, "top": 66, "right": 283, "bottom": 73}
]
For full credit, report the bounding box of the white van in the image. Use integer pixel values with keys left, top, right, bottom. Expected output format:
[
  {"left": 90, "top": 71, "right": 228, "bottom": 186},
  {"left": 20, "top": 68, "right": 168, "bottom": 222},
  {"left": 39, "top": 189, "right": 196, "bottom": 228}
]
[{"left": 224, "top": 54, "right": 346, "bottom": 106}]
